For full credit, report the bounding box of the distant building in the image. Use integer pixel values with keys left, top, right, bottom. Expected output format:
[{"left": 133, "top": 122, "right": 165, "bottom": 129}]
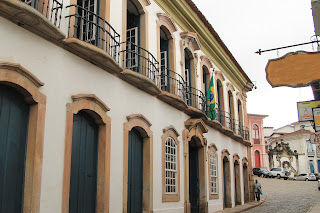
[
  {"left": 248, "top": 114, "right": 268, "bottom": 169},
  {"left": 264, "top": 121, "right": 319, "bottom": 176}
]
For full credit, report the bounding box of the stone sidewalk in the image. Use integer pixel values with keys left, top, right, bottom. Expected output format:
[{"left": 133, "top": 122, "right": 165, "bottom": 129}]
[
  {"left": 214, "top": 199, "right": 265, "bottom": 213},
  {"left": 307, "top": 202, "right": 320, "bottom": 213}
]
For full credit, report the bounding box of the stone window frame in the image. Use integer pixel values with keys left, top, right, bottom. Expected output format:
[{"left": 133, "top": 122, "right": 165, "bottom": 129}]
[
  {"left": 68, "top": 0, "right": 111, "bottom": 40},
  {"left": 62, "top": 94, "right": 111, "bottom": 213},
  {"left": 252, "top": 124, "right": 260, "bottom": 144},
  {"left": 157, "top": 13, "right": 177, "bottom": 87},
  {"left": 162, "top": 126, "right": 180, "bottom": 202},
  {"left": 207, "top": 143, "right": 219, "bottom": 200},
  {"left": 180, "top": 32, "right": 201, "bottom": 90},
  {"left": 215, "top": 71, "right": 225, "bottom": 112},
  {"left": 122, "top": 0, "right": 149, "bottom": 53},
  {"left": 123, "top": 114, "right": 153, "bottom": 212},
  {"left": 0, "top": 62, "right": 47, "bottom": 213}
]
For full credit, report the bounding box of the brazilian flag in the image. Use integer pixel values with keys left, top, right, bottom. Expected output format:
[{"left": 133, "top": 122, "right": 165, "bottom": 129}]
[{"left": 206, "top": 76, "right": 216, "bottom": 120}]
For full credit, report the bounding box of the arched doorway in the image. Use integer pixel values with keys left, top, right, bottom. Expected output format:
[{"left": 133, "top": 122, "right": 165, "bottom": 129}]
[
  {"left": 123, "top": 114, "right": 153, "bottom": 213},
  {"left": 189, "top": 137, "right": 200, "bottom": 213},
  {"left": 69, "top": 111, "right": 99, "bottom": 213},
  {"left": 183, "top": 119, "right": 208, "bottom": 213},
  {"left": 234, "top": 156, "right": 241, "bottom": 206},
  {"left": 0, "top": 85, "right": 30, "bottom": 212},
  {"left": 222, "top": 150, "right": 231, "bottom": 208},
  {"left": 127, "top": 127, "right": 144, "bottom": 212},
  {"left": 242, "top": 159, "right": 249, "bottom": 203},
  {"left": 254, "top": 150, "right": 261, "bottom": 168}
]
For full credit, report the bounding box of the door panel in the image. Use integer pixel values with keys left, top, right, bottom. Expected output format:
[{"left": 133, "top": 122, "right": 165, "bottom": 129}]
[
  {"left": 0, "top": 85, "right": 30, "bottom": 213},
  {"left": 69, "top": 111, "right": 99, "bottom": 213},
  {"left": 189, "top": 143, "right": 199, "bottom": 213},
  {"left": 127, "top": 128, "right": 143, "bottom": 213},
  {"left": 223, "top": 160, "right": 227, "bottom": 207}
]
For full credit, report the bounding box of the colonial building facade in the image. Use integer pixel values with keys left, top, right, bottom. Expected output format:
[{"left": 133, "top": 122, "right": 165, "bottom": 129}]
[
  {"left": 0, "top": 0, "right": 254, "bottom": 212},
  {"left": 248, "top": 114, "right": 268, "bottom": 169},
  {"left": 264, "top": 121, "right": 319, "bottom": 176}
]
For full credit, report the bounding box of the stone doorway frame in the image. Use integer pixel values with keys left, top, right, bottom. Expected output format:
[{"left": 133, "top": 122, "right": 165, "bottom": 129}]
[
  {"left": 233, "top": 154, "right": 241, "bottom": 206},
  {"left": 183, "top": 118, "right": 208, "bottom": 213},
  {"left": 221, "top": 149, "right": 231, "bottom": 209}
]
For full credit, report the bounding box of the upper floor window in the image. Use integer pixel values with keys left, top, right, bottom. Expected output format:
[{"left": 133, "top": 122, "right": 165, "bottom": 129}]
[
  {"left": 202, "top": 66, "right": 210, "bottom": 97},
  {"left": 253, "top": 124, "right": 260, "bottom": 144},
  {"left": 160, "top": 26, "right": 171, "bottom": 92},
  {"left": 216, "top": 79, "right": 224, "bottom": 110},
  {"left": 237, "top": 100, "right": 243, "bottom": 126},
  {"left": 165, "top": 137, "right": 178, "bottom": 194}
]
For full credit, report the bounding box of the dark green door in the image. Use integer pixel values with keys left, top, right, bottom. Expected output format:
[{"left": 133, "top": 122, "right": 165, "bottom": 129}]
[
  {"left": 223, "top": 158, "right": 227, "bottom": 207},
  {"left": 189, "top": 140, "right": 199, "bottom": 213},
  {"left": 127, "top": 128, "right": 143, "bottom": 213},
  {"left": 69, "top": 111, "right": 99, "bottom": 213},
  {"left": 234, "top": 163, "right": 237, "bottom": 205},
  {"left": 0, "top": 85, "right": 30, "bottom": 213}
]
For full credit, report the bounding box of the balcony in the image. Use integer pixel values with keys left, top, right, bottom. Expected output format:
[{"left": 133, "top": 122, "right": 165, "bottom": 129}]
[
  {"left": 0, "top": 0, "right": 64, "bottom": 40},
  {"left": 211, "top": 104, "right": 250, "bottom": 141},
  {"left": 158, "top": 68, "right": 188, "bottom": 110},
  {"left": 120, "top": 41, "right": 161, "bottom": 95},
  {"left": 64, "top": 4, "right": 122, "bottom": 73}
]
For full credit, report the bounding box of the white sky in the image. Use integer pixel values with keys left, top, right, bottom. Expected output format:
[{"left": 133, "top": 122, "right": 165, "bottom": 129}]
[{"left": 192, "top": 0, "right": 316, "bottom": 128}]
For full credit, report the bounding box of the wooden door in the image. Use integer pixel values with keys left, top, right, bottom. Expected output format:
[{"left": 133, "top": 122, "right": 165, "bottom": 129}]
[
  {"left": 254, "top": 151, "right": 260, "bottom": 168},
  {"left": 0, "top": 85, "right": 30, "bottom": 213},
  {"left": 127, "top": 128, "right": 143, "bottom": 213},
  {"left": 223, "top": 159, "right": 227, "bottom": 208},
  {"left": 189, "top": 142, "right": 199, "bottom": 213},
  {"left": 69, "top": 111, "right": 99, "bottom": 213}
]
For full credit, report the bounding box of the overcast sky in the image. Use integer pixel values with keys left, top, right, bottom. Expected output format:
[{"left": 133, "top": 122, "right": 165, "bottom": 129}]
[{"left": 192, "top": 0, "right": 316, "bottom": 128}]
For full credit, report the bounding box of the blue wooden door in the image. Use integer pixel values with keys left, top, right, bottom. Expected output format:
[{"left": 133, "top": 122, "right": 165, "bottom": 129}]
[
  {"left": 223, "top": 158, "right": 227, "bottom": 207},
  {"left": 69, "top": 111, "right": 99, "bottom": 213},
  {"left": 318, "top": 160, "right": 320, "bottom": 173},
  {"left": 0, "top": 85, "right": 30, "bottom": 213},
  {"left": 127, "top": 128, "right": 143, "bottom": 213},
  {"left": 189, "top": 141, "right": 199, "bottom": 213}
]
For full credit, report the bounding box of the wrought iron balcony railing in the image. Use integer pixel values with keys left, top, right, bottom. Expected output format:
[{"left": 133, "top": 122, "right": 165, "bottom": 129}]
[
  {"left": 185, "top": 86, "right": 207, "bottom": 112},
  {"left": 214, "top": 103, "right": 250, "bottom": 140},
  {"left": 20, "top": 0, "right": 63, "bottom": 27},
  {"left": 160, "top": 68, "right": 186, "bottom": 99},
  {"left": 120, "top": 41, "right": 159, "bottom": 85},
  {"left": 66, "top": 4, "right": 121, "bottom": 62}
]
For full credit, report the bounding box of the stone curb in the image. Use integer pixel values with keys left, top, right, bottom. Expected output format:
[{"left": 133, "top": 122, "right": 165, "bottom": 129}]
[{"left": 214, "top": 199, "right": 266, "bottom": 213}]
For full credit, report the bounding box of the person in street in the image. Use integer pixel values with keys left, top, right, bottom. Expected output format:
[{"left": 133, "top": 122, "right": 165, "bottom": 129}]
[{"left": 253, "top": 179, "right": 262, "bottom": 201}]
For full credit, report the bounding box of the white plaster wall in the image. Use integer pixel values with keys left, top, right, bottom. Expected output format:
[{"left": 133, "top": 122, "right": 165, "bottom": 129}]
[{"left": 0, "top": 0, "right": 251, "bottom": 211}]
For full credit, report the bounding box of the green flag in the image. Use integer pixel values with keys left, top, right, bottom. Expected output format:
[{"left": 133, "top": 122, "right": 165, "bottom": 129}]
[{"left": 206, "top": 76, "right": 216, "bottom": 120}]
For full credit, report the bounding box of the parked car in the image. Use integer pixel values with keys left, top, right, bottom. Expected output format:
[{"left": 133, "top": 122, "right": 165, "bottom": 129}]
[
  {"left": 253, "top": 168, "right": 262, "bottom": 176},
  {"left": 253, "top": 168, "right": 272, "bottom": 178},
  {"left": 293, "top": 173, "right": 317, "bottom": 181},
  {"left": 314, "top": 173, "right": 320, "bottom": 180},
  {"left": 260, "top": 168, "right": 272, "bottom": 178},
  {"left": 269, "top": 167, "right": 289, "bottom": 180}
]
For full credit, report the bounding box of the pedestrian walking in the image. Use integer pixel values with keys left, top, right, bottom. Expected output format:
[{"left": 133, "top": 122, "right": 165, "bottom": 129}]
[{"left": 253, "top": 179, "right": 262, "bottom": 201}]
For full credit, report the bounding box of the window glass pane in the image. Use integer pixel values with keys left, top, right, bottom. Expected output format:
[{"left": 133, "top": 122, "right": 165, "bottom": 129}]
[{"left": 165, "top": 137, "right": 177, "bottom": 194}]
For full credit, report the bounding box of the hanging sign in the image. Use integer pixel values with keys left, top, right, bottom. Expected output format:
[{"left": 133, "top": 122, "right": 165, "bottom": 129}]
[
  {"left": 297, "top": 100, "right": 320, "bottom": 121},
  {"left": 313, "top": 107, "right": 320, "bottom": 132},
  {"left": 310, "top": 132, "right": 320, "bottom": 144}
]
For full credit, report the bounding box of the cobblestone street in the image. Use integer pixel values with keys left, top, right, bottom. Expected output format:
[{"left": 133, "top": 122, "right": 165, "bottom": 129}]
[{"left": 244, "top": 177, "right": 320, "bottom": 213}]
